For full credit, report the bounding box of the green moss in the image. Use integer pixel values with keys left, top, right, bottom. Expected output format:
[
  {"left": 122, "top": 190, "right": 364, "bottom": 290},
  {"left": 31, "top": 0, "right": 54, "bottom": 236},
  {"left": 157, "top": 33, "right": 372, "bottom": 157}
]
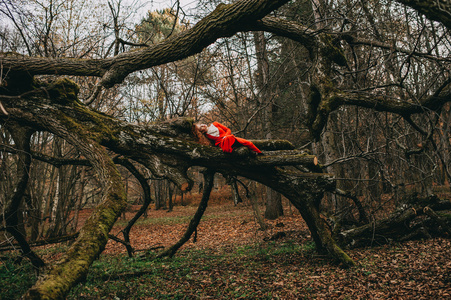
[
  {"left": 48, "top": 78, "right": 81, "bottom": 105},
  {"left": 55, "top": 101, "right": 121, "bottom": 145},
  {"left": 320, "top": 35, "right": 347, "bottom": 67},
  {"left": 28, "top": 163, "right": 127, "bottom": 299},
  {"left": 320, "top": 95, "right": 341, "bottom": 113}
]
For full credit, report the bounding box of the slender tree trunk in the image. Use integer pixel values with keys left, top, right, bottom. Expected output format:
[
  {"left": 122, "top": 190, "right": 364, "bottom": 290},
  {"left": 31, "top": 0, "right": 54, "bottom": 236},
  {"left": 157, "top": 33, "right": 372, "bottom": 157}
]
[
  {"left": 230, "top": 178, "right": 242, "bottom": 205},
  {"left": 72, "top": 166, "right": 86, "bottom": 233},
  {"left": 168, "top": 182, "right": 174, "bottom": 212},
  {"left": 249, "top": 182, "right": 269, "bottom": 230},
  {"left": 254, "top": 30, "right": 284, "bottom": 219},
  {"left": 113, "top": 158, "right": 153, "bottom": 257},
  {"left": 265, "top": 187, "right": 283, "bottom": 220}
]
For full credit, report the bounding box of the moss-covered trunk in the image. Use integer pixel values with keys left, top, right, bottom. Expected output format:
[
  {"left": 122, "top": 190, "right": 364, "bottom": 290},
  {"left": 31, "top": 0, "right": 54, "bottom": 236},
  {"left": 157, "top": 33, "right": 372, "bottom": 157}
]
[
  {"left": 23, "top": 137, "right": 126, "bottom": 299},
  {"left": 5, "top": 81, "right": 129, "bottom": 299}
]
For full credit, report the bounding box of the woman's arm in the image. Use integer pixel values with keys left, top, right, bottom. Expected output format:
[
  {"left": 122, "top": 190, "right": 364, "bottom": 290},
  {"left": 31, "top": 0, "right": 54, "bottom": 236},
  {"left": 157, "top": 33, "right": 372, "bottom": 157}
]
[{"left": 213, "top": 122, "right": 232, "bottom": 135}]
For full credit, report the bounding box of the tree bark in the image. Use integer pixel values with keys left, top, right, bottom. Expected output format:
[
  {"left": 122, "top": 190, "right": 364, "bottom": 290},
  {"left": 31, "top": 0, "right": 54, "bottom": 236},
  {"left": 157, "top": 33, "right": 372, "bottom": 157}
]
[{"left": 265, "top": 187, "right": 283, "bottom": 220}]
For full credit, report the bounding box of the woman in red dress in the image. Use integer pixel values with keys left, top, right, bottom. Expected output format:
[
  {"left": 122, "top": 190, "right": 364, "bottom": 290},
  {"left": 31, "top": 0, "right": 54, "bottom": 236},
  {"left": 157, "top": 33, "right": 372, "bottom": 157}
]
[{"left": 197, "top": 122, "right": 262, "bottom": 154}]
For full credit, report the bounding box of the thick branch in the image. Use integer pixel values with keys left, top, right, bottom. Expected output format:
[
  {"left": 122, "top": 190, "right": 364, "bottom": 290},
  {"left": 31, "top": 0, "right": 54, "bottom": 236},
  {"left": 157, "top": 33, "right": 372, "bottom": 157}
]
[
  {"left": 0, "top": 53, "right": 107, "bottom": 77},
  {"left": 257, "top": 150, "right": 318, "bottom": 167},
  {"left": 0, "top": 0, "right": 290, "bottom": 88},
  {"left": 334, "top": 85, "right": 451, "bottom": 116},
  {"left": 100, "top": 0, "right": 290, "bottom": 87},
  {"left": 250, "top": 139, "right": 295, "bottom": 151},
  {"left": 307, "top": 82, "right": 451, "bottom": 139},
  {"left": 251, "top": 16, "right": 317, "bottom": 52}
]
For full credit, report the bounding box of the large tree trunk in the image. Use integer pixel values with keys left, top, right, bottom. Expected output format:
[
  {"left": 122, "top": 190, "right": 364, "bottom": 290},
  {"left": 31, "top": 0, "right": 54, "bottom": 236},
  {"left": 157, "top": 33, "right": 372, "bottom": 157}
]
[
  {"left": 265, "top": 187, "right": 283, "bottom": 220},
  {"left": 254, "top": 30, "right": 284, "bottom": 220}
]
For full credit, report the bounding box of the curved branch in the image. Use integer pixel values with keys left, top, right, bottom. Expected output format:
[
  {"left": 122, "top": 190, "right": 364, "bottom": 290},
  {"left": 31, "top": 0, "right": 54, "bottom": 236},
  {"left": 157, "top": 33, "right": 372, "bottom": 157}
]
[
  {"left": 0, "top": 144, "right": 91, "bottom": 167},
  {"left": 334, "top": 189, "right": 370, "bottom": 224},
  {"left": 395, "top": 0, "right": 451, "bottom": 29},
  {"left": 306, "top": 82, "right": 451, "bottom": 139},
  {"left": 157, "top": 169, "right": 214, "bottom": 258},
  {"left": 334, "top": 87, "right": 451, "bottom": 116},
  {"left": 251, "top": 16, "right": 317, "bottom": 52},
  {"left": 3, "top": 124, "right": 45, "bottom": 269},
  {"left": 0, "top": 0, "right": 290, "bottom": 87},
  {"left": 113, "top": 157, "right": 153, "bottom": 257}
]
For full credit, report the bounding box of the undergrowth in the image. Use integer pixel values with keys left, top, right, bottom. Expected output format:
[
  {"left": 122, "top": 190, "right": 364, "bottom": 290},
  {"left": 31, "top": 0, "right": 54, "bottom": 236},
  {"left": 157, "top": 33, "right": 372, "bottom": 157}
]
[
  {"left": 2, "top": 238, "right": 450, "bottom": 299},
  {"left": 0, "top": 256, "right": 37, "bottom": 300},
  {"left": 68, "top": 240, "right": 313, "bottom": 299},
  {"left": 0, "top": 240, "right": 309, "bottom": 299}
]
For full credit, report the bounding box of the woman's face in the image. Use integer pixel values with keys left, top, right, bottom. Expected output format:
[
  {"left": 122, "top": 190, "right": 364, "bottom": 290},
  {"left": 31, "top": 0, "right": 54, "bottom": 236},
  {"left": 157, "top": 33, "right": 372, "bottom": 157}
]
[{"left": 198, "top": 124, "right": 208, "bottom": 133}]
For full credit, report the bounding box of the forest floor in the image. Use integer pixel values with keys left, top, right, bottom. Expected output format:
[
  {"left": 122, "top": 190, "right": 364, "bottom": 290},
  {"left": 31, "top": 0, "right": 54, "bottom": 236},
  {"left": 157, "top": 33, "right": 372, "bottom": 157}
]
[
  {"left": 2, "top": 198, "right": 451, "bottom": 299},
  {"left": 75, "top": 199, "right": 451, "bottom": 299}
]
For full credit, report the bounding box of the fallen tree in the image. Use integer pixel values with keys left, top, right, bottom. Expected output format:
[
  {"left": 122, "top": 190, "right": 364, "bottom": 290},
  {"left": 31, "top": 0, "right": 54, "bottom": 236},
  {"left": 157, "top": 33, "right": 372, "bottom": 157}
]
[
  {"left": 1, "top": 0, "right": 450, "bottom": 298},
  {"left": 337, "top": 194, "right": 451, "bottom": 249},
  {"left": 1, "top": 77, "right": 346, "bottom": 298}
]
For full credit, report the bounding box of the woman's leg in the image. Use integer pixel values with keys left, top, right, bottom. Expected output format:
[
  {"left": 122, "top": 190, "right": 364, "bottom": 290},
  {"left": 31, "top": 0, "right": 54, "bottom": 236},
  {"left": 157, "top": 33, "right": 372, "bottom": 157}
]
[{"left": 234, "top": 137, "right": 262, "bottom": 153}]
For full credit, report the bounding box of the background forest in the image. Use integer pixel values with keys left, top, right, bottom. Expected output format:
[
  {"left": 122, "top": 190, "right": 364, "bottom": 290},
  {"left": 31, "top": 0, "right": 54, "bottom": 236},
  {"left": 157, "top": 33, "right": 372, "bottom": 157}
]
[{"left": 0, "top": 0, "right": 450, "bottom": 299}]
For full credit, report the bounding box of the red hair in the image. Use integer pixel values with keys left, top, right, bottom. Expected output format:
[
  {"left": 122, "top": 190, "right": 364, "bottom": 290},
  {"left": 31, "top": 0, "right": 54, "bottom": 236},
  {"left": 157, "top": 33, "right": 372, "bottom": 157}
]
[{"left": 192, "top": 125, "right": 214, "bottom": 146}]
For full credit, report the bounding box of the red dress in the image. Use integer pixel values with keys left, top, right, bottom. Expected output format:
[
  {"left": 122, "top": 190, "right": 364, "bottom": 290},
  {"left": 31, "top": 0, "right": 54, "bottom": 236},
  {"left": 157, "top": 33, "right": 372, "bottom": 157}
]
[{"left": 205, "top": 122, "right": 262, "bottom": 154}]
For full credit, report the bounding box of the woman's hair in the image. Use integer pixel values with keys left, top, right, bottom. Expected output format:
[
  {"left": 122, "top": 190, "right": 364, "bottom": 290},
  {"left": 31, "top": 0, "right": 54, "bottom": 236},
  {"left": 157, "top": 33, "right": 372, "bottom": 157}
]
[{"left": 192, "top": 124, "right": 214, "bottom": 146}]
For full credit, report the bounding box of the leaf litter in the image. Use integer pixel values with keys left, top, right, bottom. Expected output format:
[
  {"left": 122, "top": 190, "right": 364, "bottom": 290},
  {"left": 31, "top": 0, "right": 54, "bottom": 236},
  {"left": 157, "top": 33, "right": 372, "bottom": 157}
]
[{"left": 70, "top": 202, "right": 450, "bottom": 299}]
